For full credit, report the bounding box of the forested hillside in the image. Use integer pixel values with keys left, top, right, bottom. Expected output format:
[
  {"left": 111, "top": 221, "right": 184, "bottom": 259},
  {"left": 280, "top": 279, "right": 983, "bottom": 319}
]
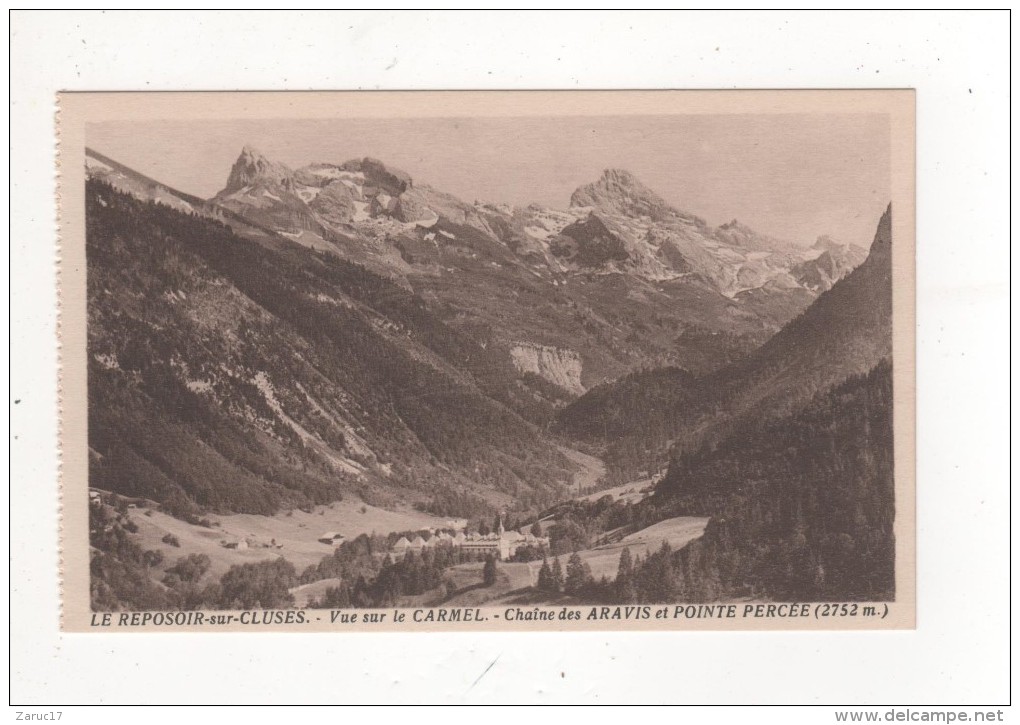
[
  {"left": 87, "top": 180, "right": 575, "bottom": 517},
  {"left": 553, "top": 366, "right": 696, "bottom": 477},
  {"left": 637, "top": 361, "right": 895, "bottom": 602}
]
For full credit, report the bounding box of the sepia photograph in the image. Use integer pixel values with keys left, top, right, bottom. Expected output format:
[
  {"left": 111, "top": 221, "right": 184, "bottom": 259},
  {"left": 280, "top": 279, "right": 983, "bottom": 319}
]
[
  {"left": 57, "top": 91, "right": 915, "bottom": 630},
  {"left": 12, "top": 8, "right": 1009, "bottom": 711}
]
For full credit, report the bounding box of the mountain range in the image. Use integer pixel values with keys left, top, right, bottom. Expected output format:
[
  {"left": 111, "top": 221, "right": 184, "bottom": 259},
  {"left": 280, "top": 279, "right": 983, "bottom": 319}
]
[
  {"left": 84, "top": 144, "right": 880, "bottom": 519},
  {"left": 89, "top": 146, "right": 866, "bottom": 388},
  {"left": 209, "top": 145, "right": 866, "bottom": 298}
]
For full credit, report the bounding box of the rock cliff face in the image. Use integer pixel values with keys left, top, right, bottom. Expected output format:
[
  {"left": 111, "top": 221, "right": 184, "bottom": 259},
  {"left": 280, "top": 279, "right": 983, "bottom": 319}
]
[
  {"left": 552, "top": 213, "right": 630, "bottom": 266},
  {"left": 510, "top": 343, "right": 585, "bottom": 395},
  {"left": 345, "top": 157, "right": 412, "bottom": 196}
]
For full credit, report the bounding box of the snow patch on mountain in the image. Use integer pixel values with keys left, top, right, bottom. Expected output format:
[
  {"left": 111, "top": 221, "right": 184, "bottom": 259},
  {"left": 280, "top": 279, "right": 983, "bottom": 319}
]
[
  {"left": 296, "top": 185, "right": 321, "bottom": 202},
  {"left": 524, "top": 225, "right": 554, "bottom": 241},
  {"left": 352, "top": 201, "right": 370, "bottom": 222}
]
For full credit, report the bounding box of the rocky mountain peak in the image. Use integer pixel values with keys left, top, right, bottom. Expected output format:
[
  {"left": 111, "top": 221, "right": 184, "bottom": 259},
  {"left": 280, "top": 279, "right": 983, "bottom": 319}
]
[
  {"left": 862, "top": 204, "right": 892, "bottom": 267},
  {"left": 569, "top": 168, "right": 680, "bottom": 222},
  {"left": 812, "top": 234, "right": 839, "bottom": 251},
  {"left": 813, "top": 234, "right": 868, "bottom": 260},
  {"left": 599, "top": 168, "right": 640, "bottom": 185},
  {"left": 221, "top": 145, "right": 295, "bottom": 195}
]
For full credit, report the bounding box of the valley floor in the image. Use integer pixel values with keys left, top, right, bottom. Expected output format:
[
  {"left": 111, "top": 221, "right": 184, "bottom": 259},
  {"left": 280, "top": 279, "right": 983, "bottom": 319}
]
[
  {"left": 440, "top": 515, "right": 709, "bottom": 608},
  {"left": 94, "top": 447, "right": 707, "bottom": 609},
  {"left": 111, "top": 492, "right": 464, "bottom": 581}
]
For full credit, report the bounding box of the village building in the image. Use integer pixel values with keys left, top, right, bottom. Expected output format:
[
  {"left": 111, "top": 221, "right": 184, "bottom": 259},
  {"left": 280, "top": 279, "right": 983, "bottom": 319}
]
[{"left": 391, "top": 518, "right": 549, "bottom": 560}]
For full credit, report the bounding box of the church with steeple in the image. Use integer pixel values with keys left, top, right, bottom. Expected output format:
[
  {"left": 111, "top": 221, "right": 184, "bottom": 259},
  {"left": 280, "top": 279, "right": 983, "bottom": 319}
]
[{"left": 391, "top": 515, "right": 548, "bottom": 559}]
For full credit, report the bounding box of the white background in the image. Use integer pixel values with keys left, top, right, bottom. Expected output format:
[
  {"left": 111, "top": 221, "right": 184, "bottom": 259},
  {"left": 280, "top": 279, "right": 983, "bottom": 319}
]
[{"left": 8, "top": 10, "right": 1012, "bottom": 710}]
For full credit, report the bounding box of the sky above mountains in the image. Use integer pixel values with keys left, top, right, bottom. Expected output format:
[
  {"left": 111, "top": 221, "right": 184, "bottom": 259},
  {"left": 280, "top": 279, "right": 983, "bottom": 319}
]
[{"left": 87, "top": 113, "right": 889, "bottom": 248}]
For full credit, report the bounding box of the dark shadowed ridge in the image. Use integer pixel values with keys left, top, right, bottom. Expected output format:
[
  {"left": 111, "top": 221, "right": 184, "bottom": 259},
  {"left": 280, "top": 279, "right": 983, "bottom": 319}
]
[{"left": 670, "top": 203, "right": 892, "bottom": 455}]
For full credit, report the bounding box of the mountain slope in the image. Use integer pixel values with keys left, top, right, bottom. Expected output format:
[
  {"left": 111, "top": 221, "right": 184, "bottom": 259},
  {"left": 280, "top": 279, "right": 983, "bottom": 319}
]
[
  {"left": 637, "top": 360, "right": 895, "bottom": 602},
  {"left": 86, "top": 178, "right": 577, "bottom": 517},
  {"left": 84, "top": 147, "right": 288, "bottom": 247},
  {"left": 705, "top": 204, "right": 891, "bottom": 426},
  {"left": 556, "top": 205, "right": 893, "bottom": 477}
]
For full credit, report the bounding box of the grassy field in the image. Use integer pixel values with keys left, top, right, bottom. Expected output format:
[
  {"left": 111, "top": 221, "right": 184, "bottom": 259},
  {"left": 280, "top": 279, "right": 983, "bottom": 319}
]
[
  {"left": 116, "top": 455, "right": 701, "bottom": 608},
  {"left": 576, "top": 477, "right": 655, "bottom": 505},
  {"left": 126, "top": 497, "right": 464, "bottom": 581},
  {"left": 441, "top": 560, "right": 540, "bottom": 607},
  {"left": 576, "top": 516, "right": 709, "bottom": 580},
  {"left": 437, "top": 515, "right": 709, "bottom": 607},
  {"left": 290, "top": 578, "right": 343, "bottom": 607}
]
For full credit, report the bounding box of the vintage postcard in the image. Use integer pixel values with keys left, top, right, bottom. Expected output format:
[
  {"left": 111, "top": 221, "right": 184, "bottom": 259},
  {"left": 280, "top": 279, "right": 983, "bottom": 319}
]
[{"left": 58, "top": 90, "right": 915, "bottom": 632}]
